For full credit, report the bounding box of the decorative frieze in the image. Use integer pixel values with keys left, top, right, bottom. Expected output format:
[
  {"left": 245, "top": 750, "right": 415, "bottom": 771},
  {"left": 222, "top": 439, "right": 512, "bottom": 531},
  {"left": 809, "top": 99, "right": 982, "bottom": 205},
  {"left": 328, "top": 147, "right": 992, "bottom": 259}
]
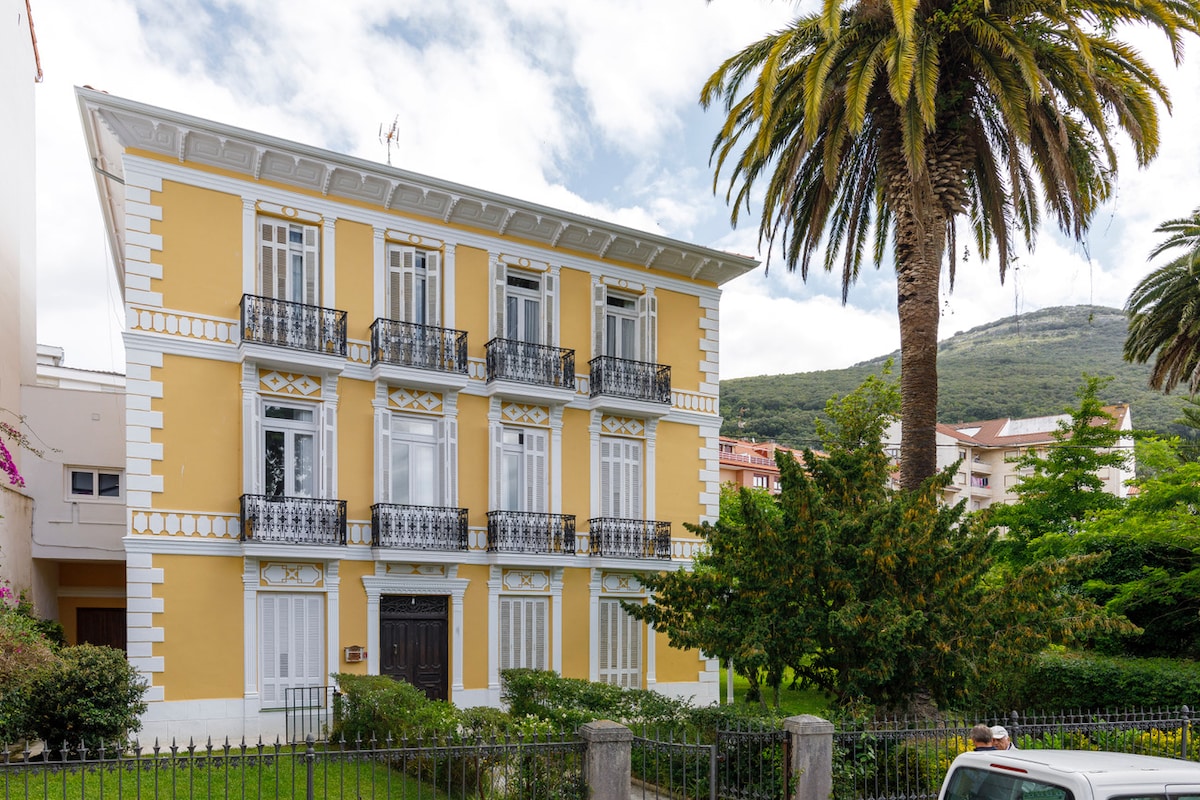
[
  {"left": 129, "top": 306, "right": 237, "bottom": 343},
  {"left": 601, "top": 416, "right": 644, "bottom": 437},
  {"left": 502, "top": 569, "right": 550, "bottom": 592},
  {"left": 259, "top": 370, "right": 322, "bottom": 397},
  {"left": 260, "top": 562, "right": 324, "bottom": 588},
  {"left": 600, "top": 572, "right": 645, "bottom": 595},
  {"left": 501, "top": 403, "right": 550, "bottom": 426},
  {"left": 383, "top": 563, "right": 448, "bottom": 578},
  {"left": 388, "top": 387, "right": 443, "bottom": 414}
]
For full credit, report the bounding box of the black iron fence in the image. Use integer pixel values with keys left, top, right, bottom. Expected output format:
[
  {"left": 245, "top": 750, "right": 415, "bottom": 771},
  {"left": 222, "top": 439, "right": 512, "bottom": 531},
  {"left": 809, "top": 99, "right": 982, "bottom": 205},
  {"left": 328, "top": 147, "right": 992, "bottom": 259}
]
[
  {"left": 240, "top": 494, "right": 348, "bottom": 545},
  {"left": 0, "top": 732, "right": 586, "bottom": 800},
  {"left": 834, "top": 707, "right": 1195, "bottom": 800},
  {"left": 588, "top": 518, "right": 672, "bottom": 559},
  {"left": 485, "top": 338, "right": 576, "bottom": 389},
  {"left": 284, "top": 685, "right": 337, "bottom": 744},
  {"left": 632, "top": 724, "right": 792, "bottom": 800},
  {"left": 590, "top": 357, "right": 671, "bottom": 404},
  {"left": 371, "top": 318, "right": 469, "bottom": 374},
  {"left": 371, "top": 503, "right": 469, "bottom": 550},
  {"left": 486, "top": 511, "right": 577, "bottom": 554},
  {"left": 241, "top": 294, "right": 347, "bottom": 356}
]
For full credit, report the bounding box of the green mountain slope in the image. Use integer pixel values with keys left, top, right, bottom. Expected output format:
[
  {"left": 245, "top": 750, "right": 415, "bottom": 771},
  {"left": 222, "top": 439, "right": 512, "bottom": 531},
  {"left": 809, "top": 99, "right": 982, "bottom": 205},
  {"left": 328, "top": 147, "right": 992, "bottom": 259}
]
[{"left": 719, "top": 305, "right": 1194, "bottom": 449}]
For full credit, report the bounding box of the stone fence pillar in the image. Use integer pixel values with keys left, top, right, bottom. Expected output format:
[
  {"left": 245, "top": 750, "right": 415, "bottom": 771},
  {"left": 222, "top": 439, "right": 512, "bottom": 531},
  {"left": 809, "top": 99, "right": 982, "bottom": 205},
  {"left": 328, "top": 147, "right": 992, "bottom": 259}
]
[
  {"left": 580, "top": 719, "right": 633, "bottom": 800},
  {"left": 785, "top": 714, "right": 834, "bottom": 800}
]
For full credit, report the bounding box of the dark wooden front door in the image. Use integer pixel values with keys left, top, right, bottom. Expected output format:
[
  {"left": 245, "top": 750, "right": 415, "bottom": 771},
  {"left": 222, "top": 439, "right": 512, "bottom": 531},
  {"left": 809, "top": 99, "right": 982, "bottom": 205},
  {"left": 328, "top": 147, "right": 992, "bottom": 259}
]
[
  {"left": 77, "top": 607, "right": 127, "bottom": 650},
  {"left": 380, "top": 595, "right": 448, "bottom": 701}
]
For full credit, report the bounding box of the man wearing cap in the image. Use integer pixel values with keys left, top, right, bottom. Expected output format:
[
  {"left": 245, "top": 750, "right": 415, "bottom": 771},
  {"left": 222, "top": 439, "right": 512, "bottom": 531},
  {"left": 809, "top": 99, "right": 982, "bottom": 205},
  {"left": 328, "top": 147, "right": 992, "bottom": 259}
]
[{"left": 991, "top": 725, "right": 1017, "bottom": 750}]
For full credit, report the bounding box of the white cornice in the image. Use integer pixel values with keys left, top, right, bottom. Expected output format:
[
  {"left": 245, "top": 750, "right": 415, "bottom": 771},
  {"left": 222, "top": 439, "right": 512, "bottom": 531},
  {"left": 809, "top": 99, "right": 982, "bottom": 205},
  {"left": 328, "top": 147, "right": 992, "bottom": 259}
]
[{"left": 76, "top": 88, "right": 758, "bottom": 291}]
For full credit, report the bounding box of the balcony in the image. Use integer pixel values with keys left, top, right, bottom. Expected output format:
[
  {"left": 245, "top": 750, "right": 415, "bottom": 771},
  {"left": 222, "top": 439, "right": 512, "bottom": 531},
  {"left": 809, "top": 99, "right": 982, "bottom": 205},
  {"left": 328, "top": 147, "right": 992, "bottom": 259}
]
[
  {"left": 240, "top": 294, "right": 347, "bottom": 371},
  {"left": 486, "top": 511, "right": 576, "bottom": 555},
  {"left": 371, "top": 503, "right": 469, "bottom": 551},
  {"left": 240, "top": 494, "right": 347, "bottom": 546},
  {"left": 588, "top": 518, "right": 672, "bottom": 559},
  {"left": 485, "top": 338, "right": 576, "bottom": 403},
  {"left": 589, "top": 357, "right": 671, "bottom": 405},
  {"left": 371, "top": 319, "right": 468, "bottom": 375}
]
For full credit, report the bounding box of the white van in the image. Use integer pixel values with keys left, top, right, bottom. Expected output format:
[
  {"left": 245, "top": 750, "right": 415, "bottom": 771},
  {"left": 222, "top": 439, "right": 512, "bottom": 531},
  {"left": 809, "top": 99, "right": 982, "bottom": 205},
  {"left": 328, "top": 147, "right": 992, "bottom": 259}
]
[{"left": 938, "top": 750, "right": 1200, "bottom": 800}]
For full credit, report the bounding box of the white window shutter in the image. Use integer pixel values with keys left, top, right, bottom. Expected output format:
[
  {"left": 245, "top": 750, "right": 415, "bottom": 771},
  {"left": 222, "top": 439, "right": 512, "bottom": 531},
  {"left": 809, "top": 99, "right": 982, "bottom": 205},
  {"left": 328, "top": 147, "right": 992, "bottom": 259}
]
[
  {"left": 303, "top": 226, "right": 319, "bottom": 305},
  {"left": 378, "top": 410, "right": 392, "bottom": 504},
  {"left": 492, "top": 263, "right": 507, "bottom": 340},
  {"left": 638, "top": 292, "right": 657, "bottom": 364},
  {"left": 323, "top": 403, "right": 336, "bottom": 498},
  {"left": 261, "top": 595, "right": 278, "bottom": 703},
  {"left": 491, "top": 423, "right": 504, "bottom": 512},
  {"left": 303, "top": 595, "right": 323, "bottom": 684},
  {"left": 628, "top": 440, "right": 643, "bottom": 518},
  {"left": 259, "top": 219, "right": 288, "bottom": 299},
  {"left": 599, "top": 599, "right": 612, "bottom": 683},
  {"left": 500, "top": 598, "right": 512, "bottom": 671},
  {"left": 534, "top": 599, "right": 546, "bottom": 669},
  {"left": 600, "top": 439, "right": 613, "bottom": 518},
  {"left": 526, "top": 430, "right": 547, "bottom": 513},
  {"left": 387, "top": 246, "right": 404, "bottom": 321},
  {"left": 543, "top": 272, "right": 556, "bottom": 346},
  {"left": 402, "top": 248, "right": 416, "bottom": 323},
  {"left": 593, "top": 282, "right": 605, "bottom": 359},
  {"left": 425, "top": 250, "right": 442, "bottom": 326},
  {"left": 623, "top": 605, "right": 641, "bottom": 688}
]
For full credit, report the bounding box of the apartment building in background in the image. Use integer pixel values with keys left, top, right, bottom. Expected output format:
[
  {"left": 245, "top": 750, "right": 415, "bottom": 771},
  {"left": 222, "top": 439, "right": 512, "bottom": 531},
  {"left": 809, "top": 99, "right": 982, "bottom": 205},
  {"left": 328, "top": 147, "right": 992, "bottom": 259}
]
[
  {"left": 717, "top": 436, "right": 803, "bottom": 494},
  {"left": 931, "top": 404, "right": 1135, "bottom": 510},
  {"left": 76, "top": 88, "right": 759, "bottom": 741}
]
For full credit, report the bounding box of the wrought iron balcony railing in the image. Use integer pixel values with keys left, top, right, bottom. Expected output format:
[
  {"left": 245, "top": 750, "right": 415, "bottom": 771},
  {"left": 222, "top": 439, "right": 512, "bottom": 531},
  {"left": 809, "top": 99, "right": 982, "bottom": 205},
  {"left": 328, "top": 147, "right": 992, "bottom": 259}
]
[
  {"left": 371, "top": 503, "right": 469, "bottom": 550},
  {"left": 486, "top": 511, "right": 576, "bottom": 555},
  {"left": 240, "top": 294, "right": 347, "bottom": 356},
  {"left": 240, "top": 494, "right": 347, "bottom": 546},
  {"left": 589, "top": 356, "right": 671, "bottom": 404},
  {"left": 588, "top": 518, "right": 672, "bottom": 559},
  {"left": 370, "top": 319, "right": 468, "bottom": 374},
  {"left": 485, "top": 338, "right": 575, "bottom": 389}
]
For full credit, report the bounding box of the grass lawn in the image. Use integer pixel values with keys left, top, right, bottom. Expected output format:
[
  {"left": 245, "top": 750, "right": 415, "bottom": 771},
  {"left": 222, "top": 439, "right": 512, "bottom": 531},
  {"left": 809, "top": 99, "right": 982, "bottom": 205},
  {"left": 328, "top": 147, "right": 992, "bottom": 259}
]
[{"left": 717, "top": 666, "right": 832, "bottom": 717}]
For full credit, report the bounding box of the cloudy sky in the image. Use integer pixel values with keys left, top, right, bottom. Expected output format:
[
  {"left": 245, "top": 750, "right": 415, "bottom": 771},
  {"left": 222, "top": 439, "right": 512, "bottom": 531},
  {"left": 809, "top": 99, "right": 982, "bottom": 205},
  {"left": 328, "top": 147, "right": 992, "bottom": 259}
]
[{"left": 29, "top": 0, "right": 1200, "bottom": 380}]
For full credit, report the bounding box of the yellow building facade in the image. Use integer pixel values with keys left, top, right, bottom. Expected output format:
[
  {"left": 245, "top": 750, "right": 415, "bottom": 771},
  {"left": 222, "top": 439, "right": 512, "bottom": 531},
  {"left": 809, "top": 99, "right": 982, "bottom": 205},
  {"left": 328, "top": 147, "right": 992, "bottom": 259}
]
[{"left": 77, "top": 89, "right": 758, "bottom": 742}]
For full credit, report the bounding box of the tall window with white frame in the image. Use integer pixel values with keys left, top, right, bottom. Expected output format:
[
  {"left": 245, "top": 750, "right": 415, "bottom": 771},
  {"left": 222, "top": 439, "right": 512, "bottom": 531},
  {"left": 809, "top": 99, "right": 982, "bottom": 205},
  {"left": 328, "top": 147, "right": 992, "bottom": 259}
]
[
  {"left": 499, "top": 596, "right": 547, "bottom": 671},
  {"left": 391, "top": 415, "right": 440, "bottom": 506},
  {"left": 598, "top": 598, "right": 642, "bottom": 688},
  {"left": 605, "top": 293, "right": 638, "bottom": 359},
  {"left": 500, "top": 428, "right": 546, "bottom": 512},
  {"left": 263, "top": 402, "right": 317, "bottom": 498},
  {"left": 599, "top": 437, "right": 642, "bottom": 519},
  {"left": 259, "top": 593, "right": 323, "bottom": 707},
  {"left": 505, "top": 272, "right": 541, "bottom": 344},
  {"left": 259, "top": 219, "right": 319, "bottom": 305},
  {"left": 387, "top": 245, "right": 441, "bottom": 326}
]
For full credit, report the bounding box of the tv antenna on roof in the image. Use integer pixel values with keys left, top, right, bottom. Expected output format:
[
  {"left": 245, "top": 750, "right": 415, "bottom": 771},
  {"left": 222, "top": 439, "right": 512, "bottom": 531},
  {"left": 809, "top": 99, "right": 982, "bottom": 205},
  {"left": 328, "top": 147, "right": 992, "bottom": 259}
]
[{"left": 379, "top": 116, "right": 399, "bottom": 166}]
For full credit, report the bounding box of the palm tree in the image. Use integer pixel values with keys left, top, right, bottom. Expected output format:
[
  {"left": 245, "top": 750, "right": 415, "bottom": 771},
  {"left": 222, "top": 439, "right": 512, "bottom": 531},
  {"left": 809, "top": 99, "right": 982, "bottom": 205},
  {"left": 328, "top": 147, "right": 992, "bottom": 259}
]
[
  {"left": 1125, "top": 209, "right": 1200, "bottom": 395},
  {"left": 703, "top": 0, "right": 1200, "bottom": 490}
]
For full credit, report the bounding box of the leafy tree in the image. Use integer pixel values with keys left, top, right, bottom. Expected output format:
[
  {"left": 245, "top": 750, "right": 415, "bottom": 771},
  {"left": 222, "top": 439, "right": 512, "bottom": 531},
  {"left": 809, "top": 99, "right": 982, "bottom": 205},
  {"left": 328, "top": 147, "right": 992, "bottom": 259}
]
[
  {"left": 634, "top": 371, "right": 1116, "bottom": 710},
  {"left": 1125, "top": 209, "right": 1200, "bottom": 395},
  {"left": 988, "top": 376, "right": 1132, "bottom": 564},
  {"left": 1051, "top": 443, "right": 1200, "bottom": 658},
  {"left": 702, "top": 0, "right": 1200, "bottom": 491}
]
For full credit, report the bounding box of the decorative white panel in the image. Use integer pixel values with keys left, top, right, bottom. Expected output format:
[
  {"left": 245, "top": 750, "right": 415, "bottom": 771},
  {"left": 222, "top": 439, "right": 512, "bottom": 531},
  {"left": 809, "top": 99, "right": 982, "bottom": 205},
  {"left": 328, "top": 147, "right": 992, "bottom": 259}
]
[
  {"left": 260, "top": 562, "right": 324, "bottom": 588},
  {"left": 502, "top": 569, "right": 550, "bottom": 592},
  {"left": 601, "top": 573, "right": 645, "bottom": 595}
]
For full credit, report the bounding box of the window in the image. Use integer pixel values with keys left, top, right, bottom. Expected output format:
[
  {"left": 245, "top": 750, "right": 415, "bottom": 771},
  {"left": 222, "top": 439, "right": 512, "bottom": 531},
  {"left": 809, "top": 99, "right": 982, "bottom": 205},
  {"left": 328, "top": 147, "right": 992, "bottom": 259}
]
[
  {"left": 264, "top": 402, "right": 317, "bottom": 498},
  {"left": 752, "top": 474, "right": 769, "bottom": 490},
  {"left": 970, "top": 475, "right": 990, "bottom": 488},
  {"left": 600, "top": 437, "right": 642, "bottom": 518},
  {"left": 598, "top": 598, "right": 641, "bottom": 688},
  {"left": 391, "top": 416, "right": 440, "bottom": 506},
  {"left": 500, "top": 428, "right": 546, "bottom": 512},
  {"left": 259, "top": 593, "right": 323, "bottom": 706},
  {"left": 499, "top": 596, "right": 547, "bottom": 671},
  {"left": 592, "top": 284, "right": 658, "bottom": 362},
  {"left": 604, "top": 294, "right": 638, "bottom": 359},
  {"left": 259, "top": 218, "right": 319, "bottom": 305},
  {"left": 68, "top": 468, "right": 122, "bottom": 501},
  {"left": 387, "top": 245, "right": 441, "bottom": 325},
  {"left": 505, "top": 272, "right": 542, "bottom": 344}
]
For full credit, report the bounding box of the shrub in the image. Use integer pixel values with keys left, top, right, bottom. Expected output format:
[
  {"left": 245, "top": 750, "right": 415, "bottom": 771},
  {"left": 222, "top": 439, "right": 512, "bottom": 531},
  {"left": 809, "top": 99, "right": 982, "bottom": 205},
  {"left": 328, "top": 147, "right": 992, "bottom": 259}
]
[
  {"left": 500, "top": 669, "right": 693, "bottom": 730},
  {"left": 332, "top": 673, "right": 458, "bottom": 743},
  {"left": 3, "top": 644, "right": 147, "bottom": 751},
  {"left": 1013, "top": 651, "right": 1200, "bottom": 709}
]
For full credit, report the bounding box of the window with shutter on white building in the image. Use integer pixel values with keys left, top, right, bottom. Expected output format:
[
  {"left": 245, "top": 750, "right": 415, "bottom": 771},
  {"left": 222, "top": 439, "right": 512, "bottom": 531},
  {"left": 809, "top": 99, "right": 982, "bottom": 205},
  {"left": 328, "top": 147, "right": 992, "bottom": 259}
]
[
  {"left": 598, "top": 598, "right": 641, "bottom": 688},
  {"left": 499, "top": 596, "right": 547, "bottom": 671},
  {"left": 258, "top": 218, "right": 319, "bottom": 305},
  {"left": 390, "top": 416, "right": 440, "bottom": 506},
  {"left": 259, "top": 593, "right": 324, "bottom": 706},
  {"left": 263, "top": 402, "right": 318, "bottom": 498}
]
